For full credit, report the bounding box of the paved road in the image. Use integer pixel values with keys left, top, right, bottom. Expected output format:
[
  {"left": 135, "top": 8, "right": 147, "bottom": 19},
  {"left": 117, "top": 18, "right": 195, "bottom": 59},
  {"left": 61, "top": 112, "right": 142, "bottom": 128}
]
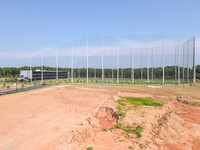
[{"left": 0, "top": 84, "right": 54, "bottom": 96}]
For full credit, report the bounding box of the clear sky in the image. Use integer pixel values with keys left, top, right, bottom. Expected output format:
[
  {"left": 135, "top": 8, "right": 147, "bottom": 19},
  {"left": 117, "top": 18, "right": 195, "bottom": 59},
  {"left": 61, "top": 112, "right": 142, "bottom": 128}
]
[{"left": 0, "top": 0, "right": 200, "bottom": 67}]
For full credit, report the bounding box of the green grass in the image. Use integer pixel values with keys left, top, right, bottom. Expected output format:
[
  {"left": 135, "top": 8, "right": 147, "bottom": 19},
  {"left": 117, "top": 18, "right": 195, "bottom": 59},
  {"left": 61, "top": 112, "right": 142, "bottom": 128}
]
[
  {"left": 87, "top": 147, "right": 93, "bottom": 150},
  {"left": 115, "top": 123, "right": 123, "bottom": 129},
  {"left": 102, "top": 128, "right": 107, "bottom": 131},
  {"left": 124, "top": 97, "right": 163, "bottom": 107},
  {"left": 115, "top": 123, "right": 143, "bottom": 138},
  {"left": 117, "top": 99, "right": 127, "bottom": 106}
]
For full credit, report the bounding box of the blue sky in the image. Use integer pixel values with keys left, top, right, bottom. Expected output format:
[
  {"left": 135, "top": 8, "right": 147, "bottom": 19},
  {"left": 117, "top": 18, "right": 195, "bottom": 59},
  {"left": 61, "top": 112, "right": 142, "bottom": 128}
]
[{"left": 0, "top": 0, "right": 200, "bottom": 67}]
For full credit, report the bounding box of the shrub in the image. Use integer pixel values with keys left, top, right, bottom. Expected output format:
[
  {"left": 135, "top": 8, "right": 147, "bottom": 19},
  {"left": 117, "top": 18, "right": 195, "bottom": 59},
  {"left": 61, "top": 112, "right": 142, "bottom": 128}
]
[
  {"left": 21, "top": 84, "right": 24, "bottom": 88},
  {"left": 7, "top": 85, "right": 10, "bottom": 89}
]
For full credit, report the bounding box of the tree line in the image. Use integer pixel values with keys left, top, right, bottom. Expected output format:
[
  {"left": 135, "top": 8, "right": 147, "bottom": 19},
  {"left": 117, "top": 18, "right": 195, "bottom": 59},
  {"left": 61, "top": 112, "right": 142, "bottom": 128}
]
[{"left": 0, "top": 65, "right": 200, "bottom": 81}]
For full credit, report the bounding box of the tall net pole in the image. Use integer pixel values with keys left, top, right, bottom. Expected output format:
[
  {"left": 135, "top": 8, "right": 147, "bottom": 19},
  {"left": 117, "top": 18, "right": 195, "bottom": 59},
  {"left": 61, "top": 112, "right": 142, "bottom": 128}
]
[
  {"left": 147, "top": 37, "right": 149, "bottom": 84},
  {"left": 86, "top": 35, "right": 88, "bottom": 83},
  {"left": 112, "top": 48, "right": 114, "bottom": 80},
  {"left": 117, "top": 36, "right": 119, "bottom": 84},
  {"left": 183, "top": 44, "right": 185, "bottom": 82},
  {"left": 141, "top": 48, "right": 143, "bottom": 80},
  {"left": 131, "top": 36, "right": 134, "bottom": 84},
  {"left": 71, "top": 41, "right": 73, "bottom": 83},
  {"left": 178, "top": 35, "right": 180, "bottom": 84},
  {"left": 175, "top": 46, "right": 177, "bottom": 80},
  {"left": 193, "top": 35, "right": 196, "bottom": 83},
  {"left": 56, "top": 47, "right": 58, "bottom": 83},
  {"left": 121, "top": 48, "right": 123, "bottom": 79},
  {"left": 187, "top": 40, "right": 189, "bottom": 82},
  {"left": 162, "top": 36, "right": 165, "bottom": 84},
  {"left": 152, "top": 47, "right": 153, "bottom": 80},
  {"left": 101, "top": 35, "right": 104, "bottom": 85},
  {"left": 41, "top": 51, "right": 44, "bottom": 84},
  {"left": 30, "top": 56, "right": 32, "bottom": 84}
]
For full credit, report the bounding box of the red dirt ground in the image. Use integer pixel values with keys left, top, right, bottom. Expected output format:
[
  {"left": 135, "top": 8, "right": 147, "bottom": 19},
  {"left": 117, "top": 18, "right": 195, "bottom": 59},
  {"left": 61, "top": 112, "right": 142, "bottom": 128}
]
[{"left": 0, "top": 85, "right": 200, "bottom": 150}]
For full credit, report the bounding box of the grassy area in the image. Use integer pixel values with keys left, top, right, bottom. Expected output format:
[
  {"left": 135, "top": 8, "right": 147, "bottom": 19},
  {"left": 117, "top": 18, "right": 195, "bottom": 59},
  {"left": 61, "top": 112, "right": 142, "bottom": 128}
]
[
  {"left": 117, "top": 97, "right": 163, "bottom": 107},
  {"left": 113, "top": 97, "right": 163, "bottom": 139},
  {"left": 115, "top": 123, "right": 143, "bottom": 138}
]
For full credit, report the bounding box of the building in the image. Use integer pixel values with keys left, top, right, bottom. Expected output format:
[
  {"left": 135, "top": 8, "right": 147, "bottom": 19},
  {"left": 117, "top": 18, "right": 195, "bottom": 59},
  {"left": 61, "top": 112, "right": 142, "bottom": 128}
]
[{"left": 20, "top": 70, "right": 69, "bottom": 81}]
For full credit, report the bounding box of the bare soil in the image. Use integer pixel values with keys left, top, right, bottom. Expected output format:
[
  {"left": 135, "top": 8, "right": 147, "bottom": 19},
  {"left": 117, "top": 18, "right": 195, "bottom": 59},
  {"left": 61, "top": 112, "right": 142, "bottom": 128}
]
[{"left": 0, "top": 85, "right": 200, "bottom": 150}]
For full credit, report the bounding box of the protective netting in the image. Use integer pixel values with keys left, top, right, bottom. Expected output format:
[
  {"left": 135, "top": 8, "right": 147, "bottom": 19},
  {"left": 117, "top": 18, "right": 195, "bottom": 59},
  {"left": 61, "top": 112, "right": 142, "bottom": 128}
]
[{"left": 30, "top": 35, "right": 196, "bottom": 84}]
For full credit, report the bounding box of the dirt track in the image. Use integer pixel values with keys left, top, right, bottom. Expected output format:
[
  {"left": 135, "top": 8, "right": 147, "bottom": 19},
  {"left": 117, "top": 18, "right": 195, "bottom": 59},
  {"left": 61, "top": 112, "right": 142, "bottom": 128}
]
[{"left": 0, "top": 85, "right": 200, "bottom": 150}]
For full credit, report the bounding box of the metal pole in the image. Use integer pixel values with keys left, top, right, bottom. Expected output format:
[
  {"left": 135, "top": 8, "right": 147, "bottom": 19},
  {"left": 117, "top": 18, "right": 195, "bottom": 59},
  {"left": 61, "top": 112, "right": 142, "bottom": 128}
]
[
  {"left": 152, "top": 47, "right": 153, "bottom": 80},
  {"left": 30, "top": 56, "right": 32, "bottom": 84},
  {"left": 162, "top": 36, "right": 164, "bottom": 84},
  {"left": 102, "top": 35, "right": 104, "bottom": 85},
  {"left": 112, "top": 48, "right": 114, "bottom": 80},
  {"left": 178, "top": 35, "right": 180, "bottom": 84},
  {"left": 41, "top": 51, "right": 43, "bottom": 84},
  {"left": 183, "top": 44, "right": 185, "bottom": 82},
  {"left": 141, "top": 48, "right": 143, "bottom": 80},
  {"left": 187, "top": 40, "right": 189, "bottom": 82},
  {"left": 71, "top": 41, "right": 73, "bottom": 83},
  {"left": 193, "top": 35, "right": 196, "bottom": 83},
  {"left": 86, "top": 35, "right": 88, "bottom": 83},
  {"left": 131, "top": 36, "right": 134, "bottom": 84},
  {"left": 175, "top": 46, "right": 177, "bottom": 80},
  {"left": 147, "top": 37, "right": 149, "bottom": 84},
  {"left": 56, "top": 48, "right": 58, "bottom": 83},
  {"left": 117, "top": 36, "right": 119, "bottom": 84},
  {"left": 121, "top": 48, "right": 123, "bottom": 79}
]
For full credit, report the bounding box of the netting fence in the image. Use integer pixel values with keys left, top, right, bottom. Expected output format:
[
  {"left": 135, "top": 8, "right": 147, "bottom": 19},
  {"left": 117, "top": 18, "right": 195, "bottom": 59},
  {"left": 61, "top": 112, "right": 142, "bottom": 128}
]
[{"left": 30, "top": 35, "right": 196, "bottom": 85}]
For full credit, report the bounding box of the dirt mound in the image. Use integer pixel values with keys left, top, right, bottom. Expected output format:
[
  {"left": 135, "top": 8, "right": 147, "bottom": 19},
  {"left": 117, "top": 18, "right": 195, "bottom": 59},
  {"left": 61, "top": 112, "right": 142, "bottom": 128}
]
[
  {"left": 177, "top": 96, "right": 200, "bottom": 107},
  {"left": 87, "top": 106, "right": 118, "bottom": 129},
  {"left": 153, "top": 111, "right": 200, "bottom": 150}
]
